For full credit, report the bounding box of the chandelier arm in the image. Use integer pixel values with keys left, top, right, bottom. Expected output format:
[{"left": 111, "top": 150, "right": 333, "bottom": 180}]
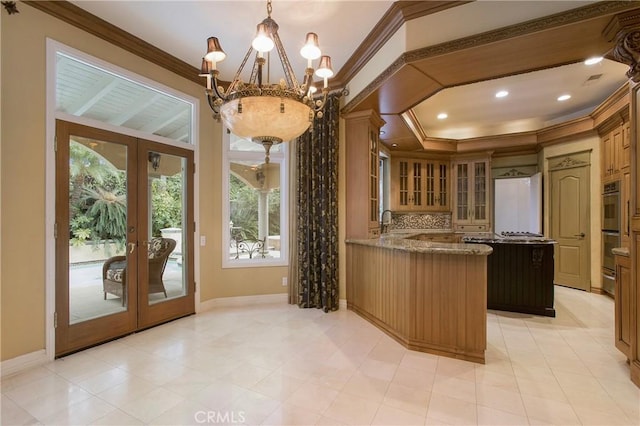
[
  {"left": 304, "top": 73, "right": 314, "bottom": 95},
  {"left": 210, "top": 74, "right": 227, "bottom": 102},
  {"left": 312, "top": 88, "right": 330, "bottom": 113},
  {"left": 271, "top": 31, "right": 300, "bottom": 90},
  {"left": 206, "top": 91, "right": 220, "bottom": 114}
]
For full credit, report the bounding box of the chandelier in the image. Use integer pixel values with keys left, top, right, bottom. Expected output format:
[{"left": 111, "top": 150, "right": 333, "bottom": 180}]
[{"left": 200, "top": 0, "right": 333, "bottom": 162}]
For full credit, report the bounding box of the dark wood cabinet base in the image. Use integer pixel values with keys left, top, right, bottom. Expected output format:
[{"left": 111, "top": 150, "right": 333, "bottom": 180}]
[{"left": 468, "top": 241, "right": 556, "bottom": 317}]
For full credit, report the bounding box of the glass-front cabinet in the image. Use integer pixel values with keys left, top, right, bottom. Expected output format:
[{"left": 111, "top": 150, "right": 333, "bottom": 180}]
[
  {"left": 391, "top": 157, "right": 449, "bottom": 212},
  {"left": 452, "top": 156, "right": 491, "bottom": 231},
  {"left": 345, "top": 110, "right": 385, "bottom": 239}
]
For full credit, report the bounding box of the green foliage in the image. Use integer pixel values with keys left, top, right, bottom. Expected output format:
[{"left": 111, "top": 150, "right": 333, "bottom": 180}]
[
  {"left": 229, "top": 174, "right": 280, "bottom": 238},
  {"left": 151, "top": 176, "right": 183, "bottom": 236},
  {"left": 68, "top": 143, "right": 185, "bottom": 251},
  {"left": 83, "top": 187, "right": 127, "bottom": 248},
  {"left": 70, "top": 214, "right": 92, "bottom": 246}
]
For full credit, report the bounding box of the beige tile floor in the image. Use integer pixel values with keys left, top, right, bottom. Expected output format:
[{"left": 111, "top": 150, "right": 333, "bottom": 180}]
[{"left": 2, "top": 285, "right": 639, "bottom": 425}]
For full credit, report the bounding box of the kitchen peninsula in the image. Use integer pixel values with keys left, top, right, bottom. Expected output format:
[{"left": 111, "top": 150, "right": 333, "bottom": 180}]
[{"left": 346, "top": 234, "right": 492, "bottom": 363}]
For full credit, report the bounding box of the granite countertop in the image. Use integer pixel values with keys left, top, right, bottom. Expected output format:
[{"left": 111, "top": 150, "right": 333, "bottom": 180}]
[
  {"left": 346, "top": 234, "right": 493, "bottom": 256},
  {"left": 612, "top": 247, "right": 630, "bottom": 257}
]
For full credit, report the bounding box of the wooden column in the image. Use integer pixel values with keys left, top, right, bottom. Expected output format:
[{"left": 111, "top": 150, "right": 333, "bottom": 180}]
[{"left": 606, "top": 10, "right": 640, "bottom": 388}]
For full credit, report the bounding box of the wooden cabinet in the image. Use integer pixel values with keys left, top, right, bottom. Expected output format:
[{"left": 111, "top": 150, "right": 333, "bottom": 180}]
[
  {"left": 623, "top": 170, "right": 631, "bottom": 248},
  {"left": 452, "top": 157, "right": 491, "bottom": 232},
  {"left": 345, "top": 110, "right": 385, "bottom": 239},
  {"left": 622, "top": 121, "right": 631, "bottom": 170},
  {"left": 615, "top": 252, "right": 632, "bottom": 359},
  {"left": 602, "top": 121, "right": 630, "bottom": 181},
  {"left": 391, "top": 158, "right": 449, "bottom": 211}
]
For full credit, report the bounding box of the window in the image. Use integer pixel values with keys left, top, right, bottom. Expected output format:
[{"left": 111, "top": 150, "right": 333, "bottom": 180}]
[
  {"left": 222, "top": 131, "right": 288, "bottom": 268},
  {"left": 55, "top": 48, "right": 195, "bottom": 145}
]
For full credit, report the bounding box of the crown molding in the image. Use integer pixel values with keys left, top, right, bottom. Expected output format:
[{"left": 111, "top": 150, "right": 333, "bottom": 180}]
[
  {"left": 334, "top": 1, "right": 470, "bottom": 87},
  {"left": 591, "top": 82, "right": 630, "bottom": 131},
  {"left": 23, "top": 0, "right": 202, "bottom": 85}
]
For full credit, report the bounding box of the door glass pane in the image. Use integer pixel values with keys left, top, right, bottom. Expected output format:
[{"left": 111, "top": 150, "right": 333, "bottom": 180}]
[
  {"left": 457, "top": 164, "right": 469, "bottom": 220},
  {"left": 147, "top": 151, "right": 188, "bottom": 305},
  {"left": 474, "top": 162, "right": 487, "bottom": 220},
  {"left": 68, "top": 137, "right": 128, "bottom": 324}
]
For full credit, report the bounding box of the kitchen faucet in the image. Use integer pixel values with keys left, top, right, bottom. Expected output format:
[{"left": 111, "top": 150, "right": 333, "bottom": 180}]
[{"left": 380, "top": 209, "right": 393, "bottom": 234}]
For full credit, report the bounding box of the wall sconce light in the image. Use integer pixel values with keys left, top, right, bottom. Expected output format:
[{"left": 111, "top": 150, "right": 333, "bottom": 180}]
[{"left": 148, "top": 152, "right": 161, "bottom": 171}]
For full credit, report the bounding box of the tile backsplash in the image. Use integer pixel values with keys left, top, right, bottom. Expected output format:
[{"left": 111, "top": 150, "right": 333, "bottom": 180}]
[{"left": 389, "top": 212, "right": 451, "bottom": 230}]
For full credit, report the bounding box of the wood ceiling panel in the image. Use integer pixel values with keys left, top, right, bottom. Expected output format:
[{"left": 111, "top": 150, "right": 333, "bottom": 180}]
[
  {"left": 377, "top": 66, "right": 442, "bottom": 114},
  {"left": 349, "top": 65, "right": 442, "bottom": 114},
  {"left": 379, "top": 114, "right": 422, "bottom": 151},
  {"left": 411, "top": 15, "right": 614, "bottom": 89}
]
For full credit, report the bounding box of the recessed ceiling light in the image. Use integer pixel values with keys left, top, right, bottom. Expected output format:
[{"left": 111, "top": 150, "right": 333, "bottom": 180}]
[
  {"left": 557, "top": 94, "right": 571, "bottom": 101},
  {"left": 495, "top": 90, "right": 509, "bottom": 98},
  {"left": 379, "top": 130, "right": 386, "bottom": 135},
  {"left": 584, "top": 56, "right": 603, "bottom": 65},
  {"left": 437, "top": 113, "right": 448, "bottom": 120},
  {"left": 391, "top": 143, "right": 398, "bottom": 148}
]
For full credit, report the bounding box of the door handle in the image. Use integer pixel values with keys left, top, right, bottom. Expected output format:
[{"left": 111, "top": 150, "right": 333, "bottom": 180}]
[
  {"left": 574, "top": 233, "right": 585, "bottom": 238},
  {"left": 128, "top": 242, "right": 136, "bottom": 253}
]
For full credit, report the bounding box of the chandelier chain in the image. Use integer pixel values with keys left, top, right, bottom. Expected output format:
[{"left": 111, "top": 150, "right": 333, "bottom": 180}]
[
  {"left": 272, "top": 31, "right": 299, "bottom": 90},
  {"left": 226, "top": 45, "right": 255, "bottom": 96},
  {"left": 266, "top": 0, "right": 272, "bottom": 18}
]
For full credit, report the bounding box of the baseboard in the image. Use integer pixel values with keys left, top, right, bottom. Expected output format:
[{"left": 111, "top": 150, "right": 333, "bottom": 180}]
[
  {"left": 199, "top": 293, "right": 288, "bottom": 311},
  {"left": 1, "top": 349, "right": 49, "bottom": 379},
  {"left": 339, "top": 298, "right": 347, "bottom": 310}
]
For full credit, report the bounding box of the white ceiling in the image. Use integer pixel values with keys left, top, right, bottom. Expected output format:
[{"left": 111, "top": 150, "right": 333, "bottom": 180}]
[
  {"left": 68, "top": 1, "right": 631, "bottom": 141},
  {"left": 71, "top": 0, "right": 394, "bottom": 82},
  {"left": 414, "top": 59, "right": 629, "bottom": 140}
]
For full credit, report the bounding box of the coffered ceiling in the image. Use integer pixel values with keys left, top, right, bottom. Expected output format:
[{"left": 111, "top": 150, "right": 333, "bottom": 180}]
[{"left": 28, "top": 1, "right": 640, "bottom": 153}]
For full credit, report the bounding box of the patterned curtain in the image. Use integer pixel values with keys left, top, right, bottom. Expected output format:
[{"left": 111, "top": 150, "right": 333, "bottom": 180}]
[{"left": 293, "top": 94, "right": 340, "bottom": 312}]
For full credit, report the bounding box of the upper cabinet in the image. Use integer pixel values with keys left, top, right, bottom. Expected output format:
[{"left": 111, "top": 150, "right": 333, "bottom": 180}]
[
  {"left": 452, "top": 156, "right": 491, "bottom": 232},
  {"left": 345, "top": 110, "right": 385, "bottom": 239},
  {"left": 391, "top": 157, "right": 449, "bottom": 212},
  {"left": 601, "top": 119, "right": 630, "bottom": 182}
]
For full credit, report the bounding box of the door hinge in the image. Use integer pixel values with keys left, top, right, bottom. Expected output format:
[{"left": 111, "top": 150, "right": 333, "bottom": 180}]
[{"left": 54, "top": 312, "right": 58, "bottom": 328}]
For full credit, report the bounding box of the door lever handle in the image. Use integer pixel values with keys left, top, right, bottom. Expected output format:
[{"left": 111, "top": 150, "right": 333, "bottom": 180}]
[
  {"left": 128, "top": 242, "right": 136, "bottom": 253},
  {"left": 574, "top": 233, "right": 585, "bottom": 238}
]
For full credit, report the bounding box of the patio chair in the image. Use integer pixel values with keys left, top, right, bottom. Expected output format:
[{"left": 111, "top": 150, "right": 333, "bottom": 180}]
[
  {"left": 230, "top": 227, "right": 266, "bottom": 259},
  {"left": 102, "top": 237, "right": 177, "bottom": 305}
]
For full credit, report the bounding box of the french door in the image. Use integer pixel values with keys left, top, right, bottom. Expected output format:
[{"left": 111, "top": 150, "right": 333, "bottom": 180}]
[{"left": 55, "top": 120, "right": 194, "bottom": 356}]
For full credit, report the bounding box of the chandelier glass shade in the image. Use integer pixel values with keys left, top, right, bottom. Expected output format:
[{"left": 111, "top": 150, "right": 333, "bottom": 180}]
[{"left": 200, "top": 0, "right": 333, "bottom": 161}]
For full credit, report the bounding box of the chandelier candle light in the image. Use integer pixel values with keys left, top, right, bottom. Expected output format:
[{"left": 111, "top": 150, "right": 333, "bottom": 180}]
[{"left": 200, "top": 0, "right": 334, "bottom": 162}]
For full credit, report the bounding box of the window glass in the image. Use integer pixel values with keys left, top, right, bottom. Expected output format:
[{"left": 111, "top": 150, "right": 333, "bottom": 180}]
[
  {"left": 223, "top": 133, "right": 287, "bottom": 267},
  {"left": 56, "top": 52, "right": 194, "bottom": 144}
]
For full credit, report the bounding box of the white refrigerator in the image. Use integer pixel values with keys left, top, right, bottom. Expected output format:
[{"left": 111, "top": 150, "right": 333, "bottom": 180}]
[{"left": 493, "top": 172, "right": 542, "bottom": 235}]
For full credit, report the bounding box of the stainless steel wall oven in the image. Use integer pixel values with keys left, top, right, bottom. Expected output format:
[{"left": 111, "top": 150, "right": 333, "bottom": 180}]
[
  {"left": 602, "top": 181, "right": 620, "bottom": 296},
  {"left": 602, "top": 181, "right": 620, "bottom": 232}
]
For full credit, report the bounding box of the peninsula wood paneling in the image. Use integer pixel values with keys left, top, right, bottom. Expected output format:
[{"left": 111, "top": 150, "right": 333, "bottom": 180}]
[{"left": 346, "top": 243, "right": 488, "bottom": 363}]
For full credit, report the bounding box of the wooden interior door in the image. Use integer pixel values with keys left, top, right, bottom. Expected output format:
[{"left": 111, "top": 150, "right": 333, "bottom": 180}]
[
  {"left": 55, "top": 121, "right": 194, "bottom": 356},
  {"left": 550, "top": 165, "right": 590, "bottom": 291}
]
